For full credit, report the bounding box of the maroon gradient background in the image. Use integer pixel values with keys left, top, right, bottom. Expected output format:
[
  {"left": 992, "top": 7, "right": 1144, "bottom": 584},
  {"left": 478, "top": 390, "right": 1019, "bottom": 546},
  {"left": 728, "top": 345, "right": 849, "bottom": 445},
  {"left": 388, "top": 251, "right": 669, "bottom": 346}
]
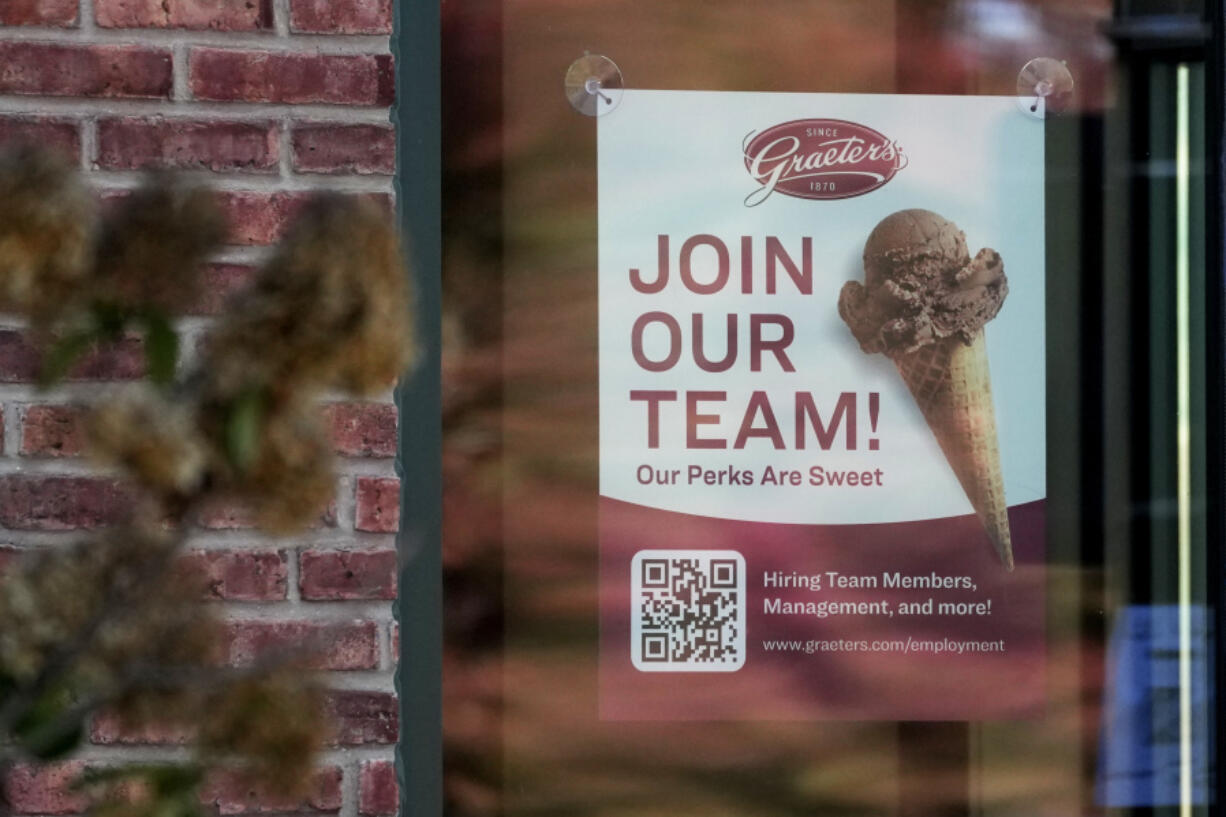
[{"left": 600, "top": 498, "right": 1045, "bottom": 720}]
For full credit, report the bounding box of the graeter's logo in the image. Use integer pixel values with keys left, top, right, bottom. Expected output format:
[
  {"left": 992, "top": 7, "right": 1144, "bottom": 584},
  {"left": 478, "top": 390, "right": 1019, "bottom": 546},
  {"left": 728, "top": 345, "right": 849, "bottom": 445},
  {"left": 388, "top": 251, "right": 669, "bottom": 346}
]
[{"left": 743, "top": 119, "right": 907, "bottom": 206}]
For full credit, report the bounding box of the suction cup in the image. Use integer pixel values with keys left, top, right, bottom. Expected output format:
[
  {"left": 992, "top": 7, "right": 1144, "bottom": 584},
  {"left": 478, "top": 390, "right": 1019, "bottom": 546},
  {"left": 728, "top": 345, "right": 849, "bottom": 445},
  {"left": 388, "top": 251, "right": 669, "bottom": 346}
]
[
  {"left": 565, "top": 54, "right": 624, "bottom": 117},
  {"left": 1016, "top": 58, "right": 1074, "bottom": 119}
]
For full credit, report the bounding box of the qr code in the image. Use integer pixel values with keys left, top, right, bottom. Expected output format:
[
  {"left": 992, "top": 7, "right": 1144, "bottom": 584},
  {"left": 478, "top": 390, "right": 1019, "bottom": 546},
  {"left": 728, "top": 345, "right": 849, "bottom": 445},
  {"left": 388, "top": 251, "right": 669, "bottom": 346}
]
[{"left": 631, "top": 550, "right": 746, "bottom": 672}]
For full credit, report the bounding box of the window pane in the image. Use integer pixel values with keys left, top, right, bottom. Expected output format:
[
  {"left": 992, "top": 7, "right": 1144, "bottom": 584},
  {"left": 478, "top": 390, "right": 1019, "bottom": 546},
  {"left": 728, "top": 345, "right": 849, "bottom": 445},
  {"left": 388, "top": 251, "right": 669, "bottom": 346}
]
[{"left": 432, "top": 2, "right": 1219, "bottom": 814}]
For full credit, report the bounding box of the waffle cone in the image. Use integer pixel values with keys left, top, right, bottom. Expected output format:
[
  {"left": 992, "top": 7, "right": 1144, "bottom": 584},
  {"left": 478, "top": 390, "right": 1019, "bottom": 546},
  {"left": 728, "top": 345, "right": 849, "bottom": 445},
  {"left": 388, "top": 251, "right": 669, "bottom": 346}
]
[{"left": 894, "top": 333, "right": 1014, "bottom": 570}]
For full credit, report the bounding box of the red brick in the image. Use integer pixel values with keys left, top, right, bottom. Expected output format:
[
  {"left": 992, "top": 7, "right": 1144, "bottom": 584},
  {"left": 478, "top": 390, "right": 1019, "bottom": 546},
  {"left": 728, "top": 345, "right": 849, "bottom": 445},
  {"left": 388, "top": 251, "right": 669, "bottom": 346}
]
[
  {"left": 96, "top": 0, "right": 271, "bottom": 30},
  {"left": 215, "top": 191, "right": 391, "bottom": 246},
  {"left": 2, "top": 762, "right": 89, "bottom": 815},
  {"left": 200, "top": 767, "right": 341, "bottom": 815},
  {"left": 0, "top": 42, "right": 171, "bottom": 99},
  {"left": 323, "top": 402, "right": 397, "bottom": 458},
  {"left": 97, "top": 118, "right": 278, "bottom": 172},
  {"left": 195, "top": 499, "right": 257, "bottom": 530},
  {"left": 0, "top": 0, "right": 78, "bottom": 26},
  {"left": 0, "top": 116, "right": 81, "bottom": 159},
  {"left": 90, "top": 711, "right": 192, "bottom": 745},
  {"left": 20, "top": 404, "right": 85, "bottom": 458},
  {"left": 292, "top": 123, "right": 394, "bottom": 175},
  {"left": 224, "top": 620, "right": 378, "bottom": 670},
  {"left": 90, "top": 690, "right": 393, "bottom": 748},
  {"left": 300, "top": 548, "right": 396, "bottom": 601},
  {"left": 0, "top": 476, "right": 131, "bottom": 530},
  {"left": 325, "top": 690, "right": 398, "bottom": 745},
  {"left": 195, "top": 498, "right": 337, "bottom": 530},
  {"left": 359, "top": 761, "right": 397, "bottom": 816},
  {"left": 0, "top": 330, "right": 145, "bottom": 382},
  {"left": 182, "top": 549, "right": 288, "bottom": 601},
  {"left": 190, "top": 263, "right": 255, "bottom": 315},
  {"left": 190, "top": 48, "right": 394, "bottom": 106},
  {"left": 217, "top": 191, "right": 310, "bottom": 245},
  {"left": 290, "top": 0, "right": 390, "bottom": 34},
  {"left": 355, "top": 477, "right": 399, "bottom": 533}
]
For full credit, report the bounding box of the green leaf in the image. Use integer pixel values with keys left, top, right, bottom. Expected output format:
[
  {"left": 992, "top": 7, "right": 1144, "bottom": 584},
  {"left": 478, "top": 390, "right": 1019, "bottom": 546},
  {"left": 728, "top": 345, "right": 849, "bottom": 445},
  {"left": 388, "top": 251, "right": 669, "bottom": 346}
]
[
  {"left": 0, "top": 670, "right": 15, "bottom": 707},
  {"left": 147, "top": 765, "right": 204, "bottom": 796},
  {"left": 39, "top": 329, "right": 99, "bottom": 387},
  {"left": 73, "top": 765, "right": 146, "bottom": 790},
  {"left": 158, "top": 790, "right": 205, "bottom": 817},
  {"left": 12, "top": 684, "right": 71, "bottom": 737},
  {"left": 75, "top": 763, "right": 198, "bottom": 789},
  {"left": 142, "top": 313, "right": 180, "bottom": 386},
  {"left": 93, "top": 302, "right": 129, "bottom": 337},
  {"left": 24, "top": 721, "right": 84, "bottom": 760},
  {"left": 13, "top": 684, "right": 84, "bottom": 759},
  {"left": 225, "top": 389, "right": 265, "bottom": 472}
]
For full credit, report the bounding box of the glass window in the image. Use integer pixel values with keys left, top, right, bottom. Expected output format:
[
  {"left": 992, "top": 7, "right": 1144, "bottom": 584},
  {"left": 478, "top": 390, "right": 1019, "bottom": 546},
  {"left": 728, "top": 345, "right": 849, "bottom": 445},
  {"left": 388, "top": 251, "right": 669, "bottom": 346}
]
[{"left": 401, "top": 1, "right": 1223, "bottom": 814}]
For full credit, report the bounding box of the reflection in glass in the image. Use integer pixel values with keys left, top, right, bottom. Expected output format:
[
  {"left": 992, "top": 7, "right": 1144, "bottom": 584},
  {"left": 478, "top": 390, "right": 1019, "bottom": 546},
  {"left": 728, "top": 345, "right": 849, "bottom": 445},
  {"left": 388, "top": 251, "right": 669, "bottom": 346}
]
[{"left": 435, "top": 1, "right": 1217, "bottom": 815}]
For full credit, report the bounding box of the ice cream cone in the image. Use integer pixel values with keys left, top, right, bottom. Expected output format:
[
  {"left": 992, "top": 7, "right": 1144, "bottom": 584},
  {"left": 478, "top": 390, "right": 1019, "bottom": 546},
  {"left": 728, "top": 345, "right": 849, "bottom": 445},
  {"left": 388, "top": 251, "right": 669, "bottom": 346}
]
[{"left": 893, "top": 333, "right": 1013, "bottom": 570}]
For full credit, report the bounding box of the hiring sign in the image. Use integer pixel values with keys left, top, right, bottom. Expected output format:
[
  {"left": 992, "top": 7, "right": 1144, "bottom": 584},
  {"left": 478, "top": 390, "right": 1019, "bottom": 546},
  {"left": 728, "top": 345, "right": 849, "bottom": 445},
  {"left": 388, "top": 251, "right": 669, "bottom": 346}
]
[{"left": 598, "top": 91, "right": 1046, "bottom": 720}]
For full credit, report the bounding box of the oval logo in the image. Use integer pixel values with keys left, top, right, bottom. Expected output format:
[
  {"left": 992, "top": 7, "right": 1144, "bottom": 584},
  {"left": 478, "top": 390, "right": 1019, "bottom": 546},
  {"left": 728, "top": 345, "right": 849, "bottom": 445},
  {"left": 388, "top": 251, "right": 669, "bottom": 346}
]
[{"left": 742, "top": 119, "right": 907, "bottom": 206}]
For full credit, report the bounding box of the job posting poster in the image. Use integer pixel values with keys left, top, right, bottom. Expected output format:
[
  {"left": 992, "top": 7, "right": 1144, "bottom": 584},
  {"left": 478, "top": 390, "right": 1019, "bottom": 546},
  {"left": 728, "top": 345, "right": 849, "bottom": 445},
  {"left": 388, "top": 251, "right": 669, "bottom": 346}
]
[{"left": 598, "top": 91, "right": 1046, "bottom": 720}]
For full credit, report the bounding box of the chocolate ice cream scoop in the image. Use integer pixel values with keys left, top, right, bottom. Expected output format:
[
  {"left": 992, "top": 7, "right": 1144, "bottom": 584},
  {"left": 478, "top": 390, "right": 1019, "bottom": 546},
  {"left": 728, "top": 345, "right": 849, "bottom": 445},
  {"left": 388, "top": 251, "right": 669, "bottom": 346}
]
[{"left": 838, "top": 209, "right": 1007, "bottom": 356}]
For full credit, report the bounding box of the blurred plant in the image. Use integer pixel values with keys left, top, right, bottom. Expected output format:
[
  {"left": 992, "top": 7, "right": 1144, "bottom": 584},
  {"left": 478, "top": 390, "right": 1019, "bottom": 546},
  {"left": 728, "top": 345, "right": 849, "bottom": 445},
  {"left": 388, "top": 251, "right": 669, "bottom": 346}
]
[{"left": 0, "top": 145, "right": 414, "bottom": 817}]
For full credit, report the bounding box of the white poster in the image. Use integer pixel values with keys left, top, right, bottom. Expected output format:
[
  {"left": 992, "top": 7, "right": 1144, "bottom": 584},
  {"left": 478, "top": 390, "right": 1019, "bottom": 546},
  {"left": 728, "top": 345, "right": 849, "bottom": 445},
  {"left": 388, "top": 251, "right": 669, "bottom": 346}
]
[{"left": 598, "top": 91, "right": 1046, "bottom": 720}]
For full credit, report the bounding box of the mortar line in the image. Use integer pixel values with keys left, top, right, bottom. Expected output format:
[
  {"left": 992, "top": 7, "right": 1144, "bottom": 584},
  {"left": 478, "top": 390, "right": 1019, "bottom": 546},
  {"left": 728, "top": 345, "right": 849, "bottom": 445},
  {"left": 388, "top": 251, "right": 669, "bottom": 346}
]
[
  {"left": 340, "top": 757, "right": 361, "bottom": 817},
  {"left": 172, "top": 42, "right": 190, "bottom": 102},
  {"left": 0, "top": 27, "right": 390, "bottom": 51},
  {"left": 78, "top": 0, "right": 96, "bottom": 33},
  {"left": 0, "top": 97, "right": 394, "bottom": 123},
  {"left": 280, "top": 115, "right": 295, "bottom": 179},
  {"left": 286, "top": 538, "right": 303, "bottom": 601},
  {"left": 3, "top": 402, "right": 22, "bottom": 459},
  {"left": 80, "top": 116, "right": 98, "bottom": 170}
]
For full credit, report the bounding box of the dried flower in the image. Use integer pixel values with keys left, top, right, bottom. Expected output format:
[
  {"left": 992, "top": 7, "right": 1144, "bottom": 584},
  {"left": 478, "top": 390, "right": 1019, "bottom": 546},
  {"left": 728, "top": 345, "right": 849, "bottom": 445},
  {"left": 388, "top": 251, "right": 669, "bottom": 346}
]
[
  {"left": 0, "top": 542, "right": 111, "bottom": 682},
  {"left": 0, "top": 162, "right": 406, "bottom": 811},
  {"left": 0, "top": 145, "right": 96, "bottom": 323},
  {"left": 86, "top": 768, "right": 201, "bottom": 817},
  {"left": 214, "top": 403, "right": 335, "bottom": 534},
  {"left": 93, "top": 178, "right": 226, "bottom": 315},
  {"left": 87, "top": 386, "right": 210, "bottom": 497},
  {"left": 204, "top": 194, "right": 414, "bottom": 401},
  {"left": 0, "top": 526, "right": 200, "bottom": 688},
  {"left": 199, "top": 669, "right": 326, "bottom": 796}
]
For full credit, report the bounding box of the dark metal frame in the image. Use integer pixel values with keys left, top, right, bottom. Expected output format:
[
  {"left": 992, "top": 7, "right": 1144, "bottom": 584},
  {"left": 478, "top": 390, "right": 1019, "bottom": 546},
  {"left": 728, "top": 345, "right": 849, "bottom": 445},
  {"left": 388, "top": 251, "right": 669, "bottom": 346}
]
[
  {"left": 1107, "top": 3, "right": 1224, "bottom": 811},
  {"left": 1210, "top": 0, "right": 1224, "bottom": 809},
  {"left": 393, "top": 0, "right": 442, "bottom": 813}
]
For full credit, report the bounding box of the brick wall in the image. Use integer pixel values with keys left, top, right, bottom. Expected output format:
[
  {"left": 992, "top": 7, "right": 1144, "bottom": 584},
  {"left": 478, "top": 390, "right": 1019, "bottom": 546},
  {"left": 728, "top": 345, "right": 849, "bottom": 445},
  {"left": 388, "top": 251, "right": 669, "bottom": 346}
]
[{"left": 0, "top": 1, "right": 400, "bottom": 815}]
